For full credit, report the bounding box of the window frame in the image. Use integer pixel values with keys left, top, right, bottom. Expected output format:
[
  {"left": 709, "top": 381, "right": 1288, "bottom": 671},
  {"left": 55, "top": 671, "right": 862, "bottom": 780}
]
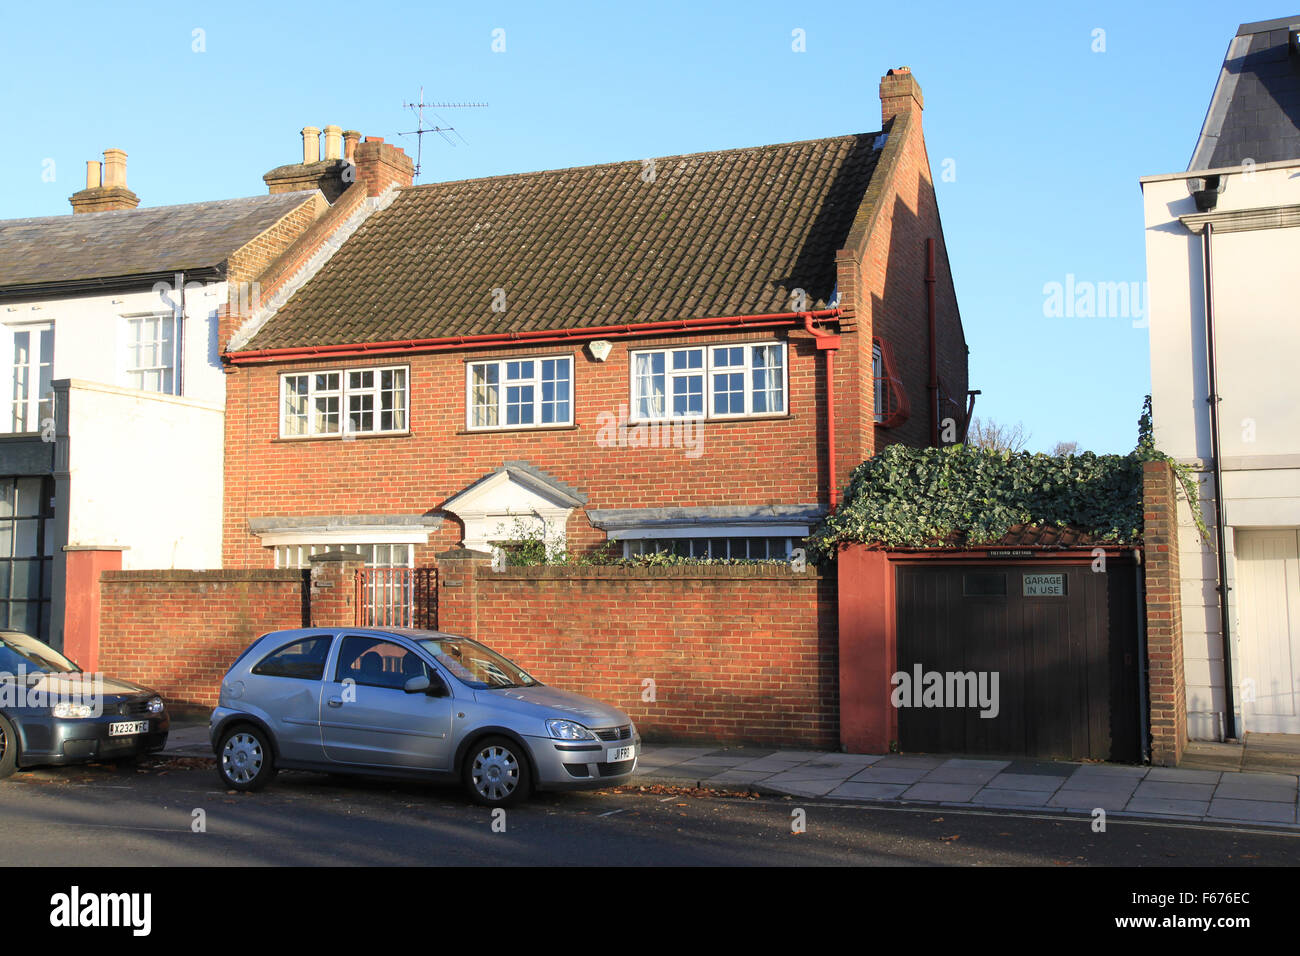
[
  {"left": 628, "top": 340, "right": 788, "bottom": 424},
  {"left": 464, "top": 354, "right": 574, "bottom": 431},
  {"left": 123, "top": 312, "right": 180, "bottom": 396},
  {"left": 8, "top": 322, "right": 54, "bottom": 434},
  {"left": 278, "top": 364, "right": 409, "bottom": 440}
]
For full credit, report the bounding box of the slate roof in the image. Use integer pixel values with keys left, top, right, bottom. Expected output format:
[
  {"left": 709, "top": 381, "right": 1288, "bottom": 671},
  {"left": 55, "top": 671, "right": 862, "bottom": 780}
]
[
  {"left": 242, "top": 133, "right": 883, "bottom": 350},
  {"left": 1190, "top": 15, "right": 1300, "bottom": 170},
  {"left": 0, "top": 193, "right": 318, "bottom": 291}
]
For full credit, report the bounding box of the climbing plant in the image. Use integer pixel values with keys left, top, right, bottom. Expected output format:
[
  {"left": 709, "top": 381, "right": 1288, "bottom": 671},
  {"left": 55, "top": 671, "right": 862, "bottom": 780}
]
[{"left": 806, "top": 396, "right": 1207, "bottom": 561}]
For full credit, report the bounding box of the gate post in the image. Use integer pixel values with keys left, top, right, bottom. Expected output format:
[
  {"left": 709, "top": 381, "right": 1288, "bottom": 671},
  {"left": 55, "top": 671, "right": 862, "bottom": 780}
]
[
  {"left": 62, "top": 546, "right": 126, "bottom": 671},
  {"left": 837, "top": 545, "right": 896, "bottom": 753},
  {"left": 434, "top": 547, "right": 495, "bottom": 639},
  {"left": 1143, "top": 460, "right": 1186, "bottom": 766},
  {"left": 307, "top": 550, "right": 366, "bottom": 627}
]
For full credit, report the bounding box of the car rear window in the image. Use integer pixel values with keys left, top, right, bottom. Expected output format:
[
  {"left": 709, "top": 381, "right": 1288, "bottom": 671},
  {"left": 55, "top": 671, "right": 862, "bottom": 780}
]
[{"left": 251, "top": 636, "right": 332, "bottom": 681}]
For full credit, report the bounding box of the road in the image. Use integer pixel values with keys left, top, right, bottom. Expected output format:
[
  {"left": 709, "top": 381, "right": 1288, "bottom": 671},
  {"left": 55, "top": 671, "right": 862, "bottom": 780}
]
[{"left": 2, "top": 755, "right": 1298, "bottom": 867}]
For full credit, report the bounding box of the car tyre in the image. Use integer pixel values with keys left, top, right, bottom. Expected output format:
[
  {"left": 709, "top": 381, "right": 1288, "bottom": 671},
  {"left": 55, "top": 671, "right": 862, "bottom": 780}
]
[
  {"left": 217, "top": 724, "right": 278, "bottom": 792},
  {"left": 464, "top": 735, "right": 531, "bottom": 807},
  {"left": 0, "top": 714, "right": 17, "bottom": 780}
]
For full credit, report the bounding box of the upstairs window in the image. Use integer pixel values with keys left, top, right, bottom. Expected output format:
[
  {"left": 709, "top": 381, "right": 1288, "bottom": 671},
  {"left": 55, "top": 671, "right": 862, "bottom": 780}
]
[
  {"left": 872, "top": 337, "right": 909, "bottom": 428},
  {"left": 280, "top": 366, "right": 407, "bottom": 439},
  {"left": 125, "top": 314, "right": 178, "bottom": 394},
  {"left": 631, "top": 342, "right": 786, "bottom": 422},
  {"left": 9, "top": 324, "right": 53, "bottom": 434},
  {"left": 467, "top": 356, "right": 572, "bottom": 430}
]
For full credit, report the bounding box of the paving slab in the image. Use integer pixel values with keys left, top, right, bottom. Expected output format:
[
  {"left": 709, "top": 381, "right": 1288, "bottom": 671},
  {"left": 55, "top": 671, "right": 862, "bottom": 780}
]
[
  {"left": 987, "top": 772, "right": 1067, "bottom": 792},
  {"left": 767, "top": 778, "right": 842, "bottom": 797},
  {"left": 1145, "top": 767, "right": 1221, "bottom": 785},
  {"left": 871, "top": 755, "right": 948, "bottom": 770},
  {"left": 936, "top": 758, "right": 1013, "bottom": 772},
  {"left": 702, "top": 770, "right": 777, "bottom": 786},
  {"left": 1124, "top": 797, "right": 1211, "bottom": 818},
  {"left": 848, "top": 766, "right": 932, "bottom": 785},
  {"left": 1058, "top": 774, "right": 1142, "bottom": 794},
  {"left": 1067, "top": 764, "right": 1148, "bottom": 779},
  {"left": 901, "top": 782, "right": 985, "bottom": 802},
  {"left": 1211, "top": 779, "right": 1297, "bottom": 803},
  {"left": 923, "top": 767, "right": 1005, "bottom": 785},
  {"left": 828, "top": 781, "right": 910, "bottom": 800},
  {"left": 970, "top": 788, "right": 1056, "bottom": 807},
  {"left": 1004, "top": 759, "right": 1079, "bottom": 776},
  {"left": 1206, "top": 798, "right": 1296, "bottom": 824},
  {"left": 1134, "top": 780, "right": 1217, "bottom": 801},
  {"left": 1048, "top": 790, "right": 1136, "bottom": 811},
  {"left": 676, "top": 755, "right": 755, "bottom": 768}
]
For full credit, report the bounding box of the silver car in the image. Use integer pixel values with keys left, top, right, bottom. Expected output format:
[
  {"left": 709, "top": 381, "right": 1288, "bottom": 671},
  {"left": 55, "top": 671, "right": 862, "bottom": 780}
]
[{"left": 209, "top": 627, "right": 640, "bottom": 806}]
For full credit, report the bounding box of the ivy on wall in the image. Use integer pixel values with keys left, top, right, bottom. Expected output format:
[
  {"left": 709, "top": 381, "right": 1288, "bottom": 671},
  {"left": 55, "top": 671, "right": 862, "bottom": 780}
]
[{"left": 807, "top": 396, "right": 1206, "bottom": 560}]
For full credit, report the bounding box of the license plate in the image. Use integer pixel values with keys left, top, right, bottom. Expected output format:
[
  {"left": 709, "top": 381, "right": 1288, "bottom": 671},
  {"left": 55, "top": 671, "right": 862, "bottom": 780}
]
[
  {"left": 607, "top": 746, "right": 635, "bottom": 763},
  {"left": 109, "top": 721, "right": 148, "bottom": 737}
]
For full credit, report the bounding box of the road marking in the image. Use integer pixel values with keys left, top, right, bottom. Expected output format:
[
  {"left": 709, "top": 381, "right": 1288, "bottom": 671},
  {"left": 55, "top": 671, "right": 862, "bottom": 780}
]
[{"left": 598, "top": 808, "right": 625, "bottom": 817}]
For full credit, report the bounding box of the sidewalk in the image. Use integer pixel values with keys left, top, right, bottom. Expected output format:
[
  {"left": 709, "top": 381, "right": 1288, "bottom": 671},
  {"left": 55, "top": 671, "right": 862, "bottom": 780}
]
[{"left": 166, "top": 724, "right": 1300, "bottom": 828}]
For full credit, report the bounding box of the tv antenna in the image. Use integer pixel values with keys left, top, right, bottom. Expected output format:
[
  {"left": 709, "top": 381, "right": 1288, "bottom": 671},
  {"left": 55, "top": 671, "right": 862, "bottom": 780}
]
[{"left": 399, "top": 88, "right": 488, "bottom": 180}]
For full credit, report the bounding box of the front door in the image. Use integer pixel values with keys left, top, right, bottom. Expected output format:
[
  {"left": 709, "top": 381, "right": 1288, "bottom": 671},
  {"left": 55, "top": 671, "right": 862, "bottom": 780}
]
[
  {"left": 320, "top": 635, "right": 455, "bottom": 771},
  {"left": 1236, "top": 529, "right": 1300, "bottom": 734}
]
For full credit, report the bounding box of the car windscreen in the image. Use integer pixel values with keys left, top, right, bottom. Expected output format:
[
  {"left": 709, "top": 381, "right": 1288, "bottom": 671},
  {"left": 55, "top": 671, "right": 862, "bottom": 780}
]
[
  {"left": 416, "top": 637, "right": 538, "bottom": 689},
  {"left": 0, "top": 632, "right": 80, "bottom": 675}
]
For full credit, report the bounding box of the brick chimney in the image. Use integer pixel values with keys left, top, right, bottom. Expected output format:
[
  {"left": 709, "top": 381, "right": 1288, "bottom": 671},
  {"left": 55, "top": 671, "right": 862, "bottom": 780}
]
[
  {"left": 264, "top": 125, "right": 353, "bottom": 203},
  {"left": 68, "top": 149, "right": 141, "bottom": 214},
  {"left": 879, "top": 66, "right": 924, "bottom": 126},
  {"left": 352, "top": 137, "right": 415, "bottom": 197}
]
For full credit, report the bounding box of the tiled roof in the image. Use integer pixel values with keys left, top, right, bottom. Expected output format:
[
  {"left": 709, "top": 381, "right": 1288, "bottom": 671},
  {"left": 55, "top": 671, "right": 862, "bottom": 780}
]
[
  {"left": 243, "top": 133, "right": 882, "bottom": 350},
  {"left": 0, "top": 193, "right": 317, "bottom": 290},
  {"left": 1190, "top": 16, "right": 1300, "bottom": 170}
]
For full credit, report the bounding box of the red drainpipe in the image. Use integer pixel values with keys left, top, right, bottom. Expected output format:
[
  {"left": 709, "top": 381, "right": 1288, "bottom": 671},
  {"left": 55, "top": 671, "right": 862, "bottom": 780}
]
[
  {"left": 926, "top": 238, "right": 939, "bottom": 447},
  {"left": 802, "top": 313, "right": 842, "bottom": 511}
]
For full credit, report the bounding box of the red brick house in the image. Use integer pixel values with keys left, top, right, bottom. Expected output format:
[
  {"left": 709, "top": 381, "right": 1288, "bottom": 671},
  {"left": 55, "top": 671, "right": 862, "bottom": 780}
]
[{"left": 218, "top": 68, "right": 969, "bottom": 573}]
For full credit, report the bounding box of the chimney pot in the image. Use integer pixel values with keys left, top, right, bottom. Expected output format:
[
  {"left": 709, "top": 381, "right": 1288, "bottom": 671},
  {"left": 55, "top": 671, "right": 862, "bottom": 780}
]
[
  {"left": 343, "top": 130, "right": 361, "bottom": 163},
  {"left": 85, "top": 161, "right": 102, "bottom": 190},
  {"left": 102, "top": 148, "right": 128, "bottom": 188},
  {"left": 301, "top": 126, "right": 321, "bottom": 164},
  {"left": 323, "top": 125, "right": 343, "bottom": 161}
]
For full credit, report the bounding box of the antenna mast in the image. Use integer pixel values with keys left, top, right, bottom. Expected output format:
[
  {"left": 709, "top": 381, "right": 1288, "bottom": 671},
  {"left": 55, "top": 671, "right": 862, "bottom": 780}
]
[{"left": 399, "top": 87, "right": 488, "bottom": 180}]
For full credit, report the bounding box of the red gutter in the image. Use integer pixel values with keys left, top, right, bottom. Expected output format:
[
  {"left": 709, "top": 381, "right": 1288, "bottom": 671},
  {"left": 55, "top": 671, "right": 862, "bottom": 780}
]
[
  {"left": 225, "top": 309, "right": 843, "bottom": 365},
  {"left": 926, "top": 237, "right": 939, "bottom": 447},
  {"left": 802, "top": 313, "right": 842, "bottom": 511}
]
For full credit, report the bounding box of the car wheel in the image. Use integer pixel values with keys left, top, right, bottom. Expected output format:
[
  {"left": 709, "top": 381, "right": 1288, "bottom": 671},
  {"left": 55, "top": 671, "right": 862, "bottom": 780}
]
[
  {"left": 217, "top": 725, "right": 278, "bottom": 792},
  {"left": 464, "top": 736, "right": 531, "bottom": 807},
  {"left": 0, "top": 714, "right": 17, "bottom": 780}
]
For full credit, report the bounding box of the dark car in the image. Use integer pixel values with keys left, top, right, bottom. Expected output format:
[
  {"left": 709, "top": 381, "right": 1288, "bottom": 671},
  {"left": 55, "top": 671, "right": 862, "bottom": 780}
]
[{"left": 0, "top": 630, "right": 169, "bottom": 778}]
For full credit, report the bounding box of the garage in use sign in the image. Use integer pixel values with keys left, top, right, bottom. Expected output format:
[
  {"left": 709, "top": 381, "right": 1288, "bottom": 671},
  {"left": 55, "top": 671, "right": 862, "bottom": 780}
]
[{"left": 1023, "top": 572, "right": 1067, "bottom": 596}]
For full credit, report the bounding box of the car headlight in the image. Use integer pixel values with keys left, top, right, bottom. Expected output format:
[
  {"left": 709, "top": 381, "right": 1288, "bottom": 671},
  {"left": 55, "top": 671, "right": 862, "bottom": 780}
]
[
  {"left": 147, "top": 697, "right": 164, "bottom": 714},
  {"left": 52, "top": 702, "right": 96, "bottom": 719},
  {"left": 546, "top": 719, "right": 596, "bottom": 740}
]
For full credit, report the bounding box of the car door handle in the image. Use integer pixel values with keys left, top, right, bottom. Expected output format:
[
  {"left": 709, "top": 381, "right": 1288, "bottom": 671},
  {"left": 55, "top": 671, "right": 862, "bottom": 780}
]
[{"left": 327, "top": 697, "right": 343, "bottom": 708}]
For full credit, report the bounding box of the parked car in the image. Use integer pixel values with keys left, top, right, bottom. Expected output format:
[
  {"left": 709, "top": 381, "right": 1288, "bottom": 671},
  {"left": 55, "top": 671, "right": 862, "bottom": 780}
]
[
  {"left": 210, "top": 627, "right": 640, "bottom": 806},
  {"left": 0, "top": 630, "right": 169, "bottom": 778}
]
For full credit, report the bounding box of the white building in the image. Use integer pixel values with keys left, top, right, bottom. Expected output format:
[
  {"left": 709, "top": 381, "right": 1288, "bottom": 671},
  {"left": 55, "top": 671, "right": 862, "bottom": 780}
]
[
  {"left": 1141, "top": 15, "right": 1300, "bottom": 739},
  {"left": 0, "top": 148, "right": 329, "bottom": 646}
]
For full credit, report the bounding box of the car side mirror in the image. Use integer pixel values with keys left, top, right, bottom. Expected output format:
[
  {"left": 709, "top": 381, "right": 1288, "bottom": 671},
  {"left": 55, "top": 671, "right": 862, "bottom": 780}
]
[{"left": 403, "top": 675, "right": 431, "bottom": 694}]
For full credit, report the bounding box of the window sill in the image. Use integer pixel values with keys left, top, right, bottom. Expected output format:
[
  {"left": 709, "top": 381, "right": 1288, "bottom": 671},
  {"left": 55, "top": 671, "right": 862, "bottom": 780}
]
[
  {"left": 273, "top": 431, "right": 413, "bottom": 443},
  {"left": 626, "top": 413, "right": 796, "bottom": 426},
  {"left": 457, "top": 424, "right": 579, "bottom": 436}
]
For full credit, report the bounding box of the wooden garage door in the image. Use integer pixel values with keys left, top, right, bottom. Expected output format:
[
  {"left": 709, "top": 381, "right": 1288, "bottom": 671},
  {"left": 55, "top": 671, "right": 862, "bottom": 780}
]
[
  {"left": 895, "top": 563, "right": 1139, "bottom": 761},
  {"left": 1236, "top": 530, "right": 1300, "bottom": 734}
]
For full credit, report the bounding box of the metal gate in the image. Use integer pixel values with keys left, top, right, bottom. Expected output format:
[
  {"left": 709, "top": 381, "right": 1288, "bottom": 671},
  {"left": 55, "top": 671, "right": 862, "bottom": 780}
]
[
  {"left": 354, "top": 567, "right": 438, "bottom": 629},
  {"left": 894, "top": 558, "right": 1140, "bottom": 761}
]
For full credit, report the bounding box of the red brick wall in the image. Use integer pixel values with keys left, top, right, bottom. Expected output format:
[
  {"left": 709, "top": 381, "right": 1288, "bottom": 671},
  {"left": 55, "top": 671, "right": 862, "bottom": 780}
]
[
  {"left": 837, "top": 71, "right": 968, "bottom": 456},
  {"left": 98, "top": 570, "right": 308, "bottom": 707},
  {"left": 222, "top": 326, "right": 836, "bottom": 567},
  {"left": 467, "top": 564, "right": 838, "bottom": 747},
  {"left": 1143, "top": 460, "right": 1186, "bottom": 766}
]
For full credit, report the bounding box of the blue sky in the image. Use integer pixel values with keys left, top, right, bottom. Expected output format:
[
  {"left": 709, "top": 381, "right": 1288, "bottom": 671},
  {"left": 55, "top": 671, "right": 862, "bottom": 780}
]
[{"left": 0, "top": 1, "right": 1272, "bottom": 453}]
